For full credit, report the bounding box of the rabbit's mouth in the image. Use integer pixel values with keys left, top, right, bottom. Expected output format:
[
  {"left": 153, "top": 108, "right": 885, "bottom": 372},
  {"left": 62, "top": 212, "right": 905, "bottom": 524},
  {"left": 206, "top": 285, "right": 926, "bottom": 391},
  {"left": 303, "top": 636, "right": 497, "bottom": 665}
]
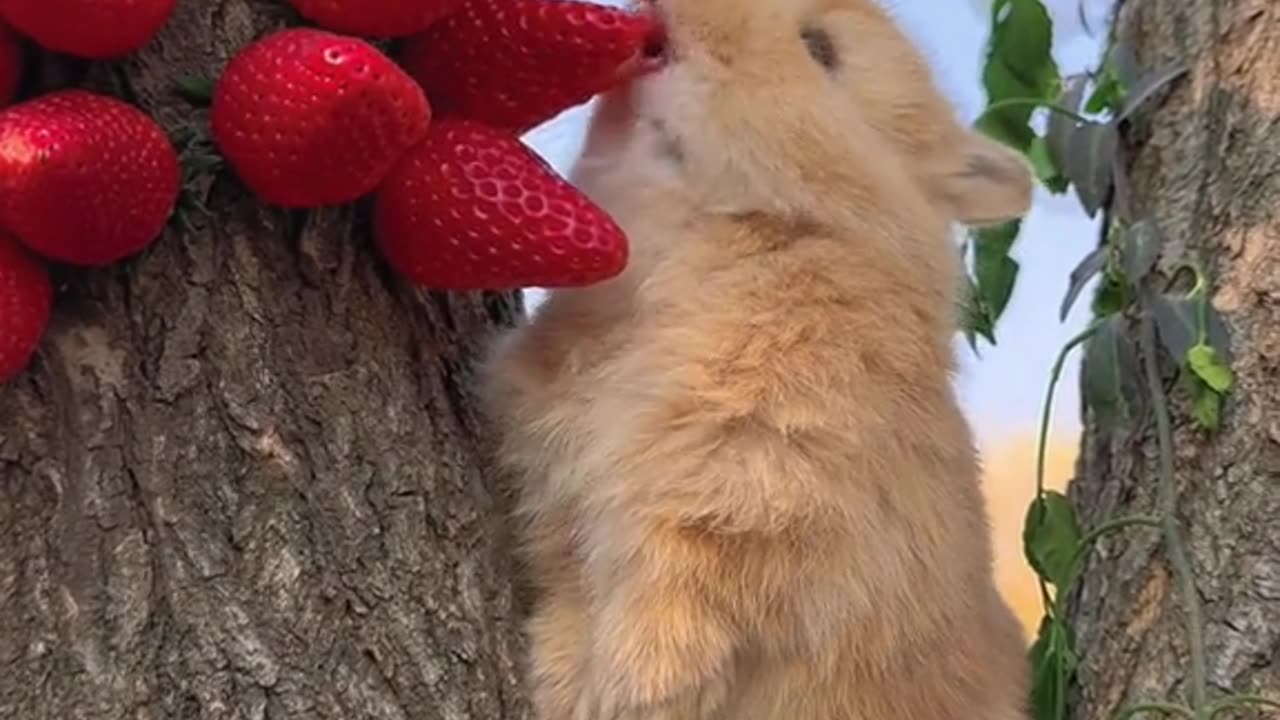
[
  {"left": 637, "top": 2, "right": 671, "bottom": 73},
  {"left": 613, "top": 2, "right": 669, "bottom": 81},
  {"left": 642, "top": 24, "right": 670, "bottom": 68}
]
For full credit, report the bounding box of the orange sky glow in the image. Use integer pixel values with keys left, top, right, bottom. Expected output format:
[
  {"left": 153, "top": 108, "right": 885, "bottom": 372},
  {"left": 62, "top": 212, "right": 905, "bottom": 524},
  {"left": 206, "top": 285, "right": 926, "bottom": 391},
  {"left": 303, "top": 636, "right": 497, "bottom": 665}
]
[{"left": 982, "top": 432, "right": 1078, "bottom": 641}]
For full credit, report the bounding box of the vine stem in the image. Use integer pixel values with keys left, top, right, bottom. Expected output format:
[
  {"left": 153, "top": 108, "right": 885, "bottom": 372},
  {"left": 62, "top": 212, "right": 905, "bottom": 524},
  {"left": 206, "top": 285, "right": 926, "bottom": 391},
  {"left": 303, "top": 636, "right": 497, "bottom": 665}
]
[
  {"left": 1113, "top": 701, "right": 1198, "bottom": 720},
  {"left": 1071, "top": 514, "right": 1162, "bottom": 570},
  {"left": 1034, "top": 321, "right": 1101, "bottom": 612},
  {"left": 1044, "top": 511, "right": 1162, "bottom": 720},
  {"left": 1033, "top": 320, "right": 1104, "bottom": 720},
  {"left": 1206, "top": 694, "right": 1280, "bottom": 718},
  {"left": 1037, "top": 320, "right": 1104, "bottom": 499},
  {"left": 1054, "top": 513, "right": 1162, "bottom": 620},
  {"left": 1139, "top": 312, "right": 1209, "bottom": 718}
]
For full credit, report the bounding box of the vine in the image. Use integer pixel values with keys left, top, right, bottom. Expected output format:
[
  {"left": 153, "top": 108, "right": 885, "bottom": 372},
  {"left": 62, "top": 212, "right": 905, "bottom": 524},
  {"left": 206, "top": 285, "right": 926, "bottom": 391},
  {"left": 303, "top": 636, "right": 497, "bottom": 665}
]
[{"left": 968, "top": 1, "right": 1278, "bottom": 719}]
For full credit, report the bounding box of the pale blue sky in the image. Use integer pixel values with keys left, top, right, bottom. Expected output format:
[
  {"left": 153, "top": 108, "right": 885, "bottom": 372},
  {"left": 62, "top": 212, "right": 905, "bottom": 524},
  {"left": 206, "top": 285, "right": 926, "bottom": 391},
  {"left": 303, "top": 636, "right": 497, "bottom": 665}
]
[{"left": 520, "top": 0, "right": 1112, "bottom": 448}]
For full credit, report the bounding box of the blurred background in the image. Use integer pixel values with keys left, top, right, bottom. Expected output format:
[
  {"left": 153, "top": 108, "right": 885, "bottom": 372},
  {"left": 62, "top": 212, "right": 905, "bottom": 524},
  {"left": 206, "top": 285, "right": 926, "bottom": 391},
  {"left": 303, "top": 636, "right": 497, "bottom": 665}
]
[{"left": 519, "top": 0, "right": 1115, "bottom": 639}]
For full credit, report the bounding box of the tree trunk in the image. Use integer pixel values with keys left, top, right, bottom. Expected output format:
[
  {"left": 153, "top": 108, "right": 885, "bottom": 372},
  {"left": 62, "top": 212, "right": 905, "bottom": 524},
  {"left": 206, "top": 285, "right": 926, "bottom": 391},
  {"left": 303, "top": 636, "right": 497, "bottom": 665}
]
[
  {"left": 1068, "top": 1, "right": 1278, "bottom": 718},
  {"left": 0, "top": 3, "right": 532, "bottom": 718}
]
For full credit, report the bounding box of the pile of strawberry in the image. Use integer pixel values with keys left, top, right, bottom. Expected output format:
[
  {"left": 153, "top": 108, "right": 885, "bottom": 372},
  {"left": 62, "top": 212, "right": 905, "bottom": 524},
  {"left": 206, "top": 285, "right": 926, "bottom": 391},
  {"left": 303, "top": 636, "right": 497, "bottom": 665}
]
[{"left": 0, "top": 0, "right": 662, "bottom": 384}]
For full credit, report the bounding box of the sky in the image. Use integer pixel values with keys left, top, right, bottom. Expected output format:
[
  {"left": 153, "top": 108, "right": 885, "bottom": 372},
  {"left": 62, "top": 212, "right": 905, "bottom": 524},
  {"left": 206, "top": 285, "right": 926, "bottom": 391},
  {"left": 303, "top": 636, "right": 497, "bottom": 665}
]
[{"left": 519, "top": 0, "right": 1113, "bottom": 452}]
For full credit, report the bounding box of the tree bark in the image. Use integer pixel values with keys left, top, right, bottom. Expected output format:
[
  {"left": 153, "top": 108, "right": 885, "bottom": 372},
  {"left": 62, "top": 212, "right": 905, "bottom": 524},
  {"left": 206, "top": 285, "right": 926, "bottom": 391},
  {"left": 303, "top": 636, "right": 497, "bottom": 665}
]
[
  {"left": 0, "top": 2, "right": 532, "bottom": 718},
  {"left": 1068, "top": 1, "right": 1278, "bottom": 718}
]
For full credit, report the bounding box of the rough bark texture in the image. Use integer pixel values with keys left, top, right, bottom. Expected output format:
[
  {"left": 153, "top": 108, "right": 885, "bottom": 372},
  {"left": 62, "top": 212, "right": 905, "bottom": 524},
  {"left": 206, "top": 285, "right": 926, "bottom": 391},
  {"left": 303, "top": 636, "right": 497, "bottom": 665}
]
[
  {"left": 1068, "top": 1, "right": 1278, "bottom": 718},
  {"left": 0, "top": 2, "right": 533, "bottom": 718}
]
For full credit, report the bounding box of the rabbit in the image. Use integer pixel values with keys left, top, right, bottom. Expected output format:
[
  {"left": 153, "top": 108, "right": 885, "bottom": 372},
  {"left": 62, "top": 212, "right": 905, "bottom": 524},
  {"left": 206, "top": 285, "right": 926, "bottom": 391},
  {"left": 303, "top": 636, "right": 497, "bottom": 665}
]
[{"left": 479, "top": 0, "right": 1036, "bottom": 717}]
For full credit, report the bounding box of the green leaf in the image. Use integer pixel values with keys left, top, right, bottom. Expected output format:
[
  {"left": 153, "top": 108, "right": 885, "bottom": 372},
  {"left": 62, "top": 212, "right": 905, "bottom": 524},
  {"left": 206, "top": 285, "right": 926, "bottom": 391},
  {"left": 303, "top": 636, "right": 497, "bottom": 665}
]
[
  {"left": 1117, "top": 62, "right": 1189, "bottom": 122},
  {"left": 1065, "top": 121, "right": 1118, "bottom": 217},
  {"left": 1084, "top": 42, "right": 1134, "bottom": 116},
  {"left": 987, "top": 0, "right": 1060, "bottom": 98},
  {"left": 1189, "top": 376, "right": 1223, "bottom": 431},
  {"left": 978, "top": 0, "right": 1061, "bottom": 153},
  {"left": 1046, "top": 75, "right": 1088, "bottom": 172},
  {"left": 1109, "top": 39, "right": 1140, "bottom": 89},
  {"left": 1151, "top": 294, "right": 1198, "bottom": 361},
  {"left": 973, "top": 222, "right": 1022, "bottom": 326},
  {"left": 1060, "top": 247, "right": 1105, "bottom": 321},
  {"left": 1083, "top": 314, "right": 1140, "bottom": 428},
  {"left": 1084, "top": 71, "right": 1122, "bottom": 115},
  {"left": 983, "top": 256, "right": 1020, "bottom": 323},
  {"left": 1187, "top": 344, "right": 1233, "bottom": 393},
  {"left": 1028, "top": 616, "right": 1077, "bottom": 720},
  {"left": 1084, "top": 81, "right": 1117, "bottom": 116},
  {"left": 1202, "top": 300, "right": 1233, "bottom": 369},
  {"left": 1120, "top": 219, "right": 1164, "bottom": 288},
  {"left": 975, "top": 92, "right": 1038, "bottom": 152},
  {"left": 974, "top": 218, "right": 1020, "bottom": 257},
  {"left": 962, "top": 271, "right": 997, "bottom": 348},
  {"left": 1029, "top": 136, "right": 1069, "bottom": 192},
  {"left": 1028, "top": 618, "right": 1057, "bottom": 720},
  {"left": 1151, "top": 290, "right": 1232, "bottom": 369},
  {"left": 1023, "top": 491, "right": 1082, "bottom": 589},
  {"left": 1091, "top": 271, "right": 1131, "bottom": 318}
]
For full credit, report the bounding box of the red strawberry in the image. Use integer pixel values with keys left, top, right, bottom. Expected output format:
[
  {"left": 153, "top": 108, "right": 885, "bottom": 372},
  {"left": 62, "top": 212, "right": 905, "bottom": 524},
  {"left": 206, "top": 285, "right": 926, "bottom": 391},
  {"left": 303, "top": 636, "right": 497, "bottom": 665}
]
[
  {"left": 398, "top": 0, "right": 663, "bottom": 135},
  {"left": 0, "top": 0, "right": 175, "bottom": 59},
  {"left": 0, "top": 22, "right": 19, "bottom": 107},
  {"left": 374, "top": 119, "right": 628, "bottom": 290},
  {"left": 287, "top": 0, "right": 466, "bottom": 38},
  {"left": 0, "top": 90, "right": 180, "bottom": 266},
  {"left": 211, "top": 28, "right": 432, "bottom": 208},
  {"left": 0, "top": 232, "right": 51, "bottom": 383}
]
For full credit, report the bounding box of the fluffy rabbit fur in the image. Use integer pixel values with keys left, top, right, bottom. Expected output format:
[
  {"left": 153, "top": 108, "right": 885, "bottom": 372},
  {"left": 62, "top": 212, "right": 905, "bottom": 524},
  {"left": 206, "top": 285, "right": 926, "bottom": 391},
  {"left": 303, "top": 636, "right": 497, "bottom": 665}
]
[{"left": 481, "top": 0, "right": 1035, "bottom": 717}]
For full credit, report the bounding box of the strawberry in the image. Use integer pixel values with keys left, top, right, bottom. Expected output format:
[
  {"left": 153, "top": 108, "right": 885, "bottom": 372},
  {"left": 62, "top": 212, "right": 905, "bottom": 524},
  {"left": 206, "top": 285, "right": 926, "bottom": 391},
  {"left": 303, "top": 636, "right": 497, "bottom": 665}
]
[
  {"left": 211, "top": 28, "right": 432, "bottom": 208},
  {"left": 0, "top": 21, "right": 19, "bottom": 107},
  {"left": 0, "top": 232, "right": 51, "bottom": 383},
  {"left": 374, "top": 119, "right": 628, "bottom": 290},
  {"left": 0, "top": 0, "right": 175, "bottom": 59},
  {"left": 287, "top": 0, "right": 466, "bottom": 38},
  {"left": 398, "top": 0, "right": 663, "bottom": 135},
  {"left": 0, "top": 90, "right": 180, "bottom": 266}
]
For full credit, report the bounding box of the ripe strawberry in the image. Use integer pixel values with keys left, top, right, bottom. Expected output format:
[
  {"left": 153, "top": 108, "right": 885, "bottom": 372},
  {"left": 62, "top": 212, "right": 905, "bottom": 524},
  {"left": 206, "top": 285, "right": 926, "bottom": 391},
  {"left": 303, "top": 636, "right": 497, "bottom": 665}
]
[
  {"left": 0, "top": 232, "right": 51, "bottom": 383},
  {"left": 398, "top": 0, "right": 663, "bottom": 135},
  {"left": 0, "top": 0, "right": 175, "bottom": 59},
  {"left": 0, "top": 21, "right": 19, "bottom": 107},
  {"left": 211, "top": 28, "right": 432, "bottom": 208},
  {"left": 374, "top": 119, "right": 628, "bottom": 290},
  {"left": 287, "top": 0, "right": 466, "bottom": 38},
  {"left": 0, "top": 90, "right": 180, "bottom": 266}
]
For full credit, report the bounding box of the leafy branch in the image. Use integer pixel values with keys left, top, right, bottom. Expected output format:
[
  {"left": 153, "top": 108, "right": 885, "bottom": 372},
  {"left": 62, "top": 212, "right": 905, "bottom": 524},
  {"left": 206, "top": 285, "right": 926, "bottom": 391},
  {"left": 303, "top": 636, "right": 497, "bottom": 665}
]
[
  {"left": 975, "top": 2, "right": 1274, "bottom": 720},
  {"left": 1021, "top": 211, "right": 1239, "bottom": 720},
  {"left": 964, "top": 0, "right": 1186, "bottom": 345}
]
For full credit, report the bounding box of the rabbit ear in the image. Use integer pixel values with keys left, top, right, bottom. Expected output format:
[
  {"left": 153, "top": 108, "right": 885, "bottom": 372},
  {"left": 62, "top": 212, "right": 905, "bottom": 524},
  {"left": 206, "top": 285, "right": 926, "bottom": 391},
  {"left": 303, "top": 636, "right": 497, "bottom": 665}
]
[{"left": 931, "top": 130, "right": 1034, "bottom": 227}]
